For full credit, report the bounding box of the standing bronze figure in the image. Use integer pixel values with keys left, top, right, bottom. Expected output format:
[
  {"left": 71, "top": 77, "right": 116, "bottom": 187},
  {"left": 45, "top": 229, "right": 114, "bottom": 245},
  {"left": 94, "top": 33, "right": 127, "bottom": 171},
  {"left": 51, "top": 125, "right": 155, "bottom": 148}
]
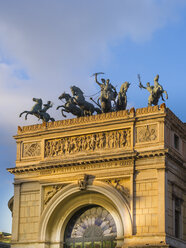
[
  {"left": 138, "top": 74, "right": 168, "bottom": 106},
  {"left": 93, "top": 72, "right": 117, "bottom": 113}
]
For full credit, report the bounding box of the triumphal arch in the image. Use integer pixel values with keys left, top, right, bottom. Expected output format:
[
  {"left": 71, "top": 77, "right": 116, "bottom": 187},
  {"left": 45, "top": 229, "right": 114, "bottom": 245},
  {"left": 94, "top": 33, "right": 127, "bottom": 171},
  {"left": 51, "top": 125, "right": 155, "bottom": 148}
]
[{"left": 8, "top": 104, "right": 186, "bottom": 248}]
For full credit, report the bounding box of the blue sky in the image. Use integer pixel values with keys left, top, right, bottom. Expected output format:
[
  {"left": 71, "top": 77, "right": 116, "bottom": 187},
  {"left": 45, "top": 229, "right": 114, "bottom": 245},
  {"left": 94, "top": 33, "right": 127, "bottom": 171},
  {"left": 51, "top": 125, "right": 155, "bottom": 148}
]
[{"left": 0, "top": 0, "right": 186, "bottom": 233}]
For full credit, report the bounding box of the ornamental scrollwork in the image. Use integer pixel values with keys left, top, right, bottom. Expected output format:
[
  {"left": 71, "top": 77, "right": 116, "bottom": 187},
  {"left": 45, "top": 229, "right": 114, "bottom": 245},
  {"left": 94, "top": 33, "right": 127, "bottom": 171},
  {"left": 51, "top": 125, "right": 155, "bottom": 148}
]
[
  {"left": 22, "top": 142, "right": 41, "bottom": 157},
  {"left": 44, "top": 129, "right": 131, "bottom": 157},
  {"left": 136, "top": 124, "right": 157, "bottom": 143}
]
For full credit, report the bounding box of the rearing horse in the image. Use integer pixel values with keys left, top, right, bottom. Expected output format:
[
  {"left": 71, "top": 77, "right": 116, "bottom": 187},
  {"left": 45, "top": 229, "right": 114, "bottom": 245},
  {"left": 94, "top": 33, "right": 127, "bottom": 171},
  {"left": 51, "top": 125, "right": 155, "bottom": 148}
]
[
  {"left": 57, "top": 92, "right": 84, "bottom": 118},
  {"left": 19, "top": 98, "right": 55, "bottom": 122},
  {"left": 70, "top": 86, "right": 101, "bottom": 116},
  {"left": 116, "top": 82, "right": 130, "bottom": 111}
]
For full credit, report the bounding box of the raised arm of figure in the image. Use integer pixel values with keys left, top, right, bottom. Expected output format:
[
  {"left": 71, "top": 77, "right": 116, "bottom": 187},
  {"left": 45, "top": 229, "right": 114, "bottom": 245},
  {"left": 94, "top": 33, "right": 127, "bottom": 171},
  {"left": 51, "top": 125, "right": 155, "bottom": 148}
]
[
  {"left": 139, "top": 82, "right": 147, "bottom": 90},
  {"left": 95, "top": 74, "right": 102, "bottom": 87},
  {"left": 138, "top": 74, "right": 146, "bottom": 90}
]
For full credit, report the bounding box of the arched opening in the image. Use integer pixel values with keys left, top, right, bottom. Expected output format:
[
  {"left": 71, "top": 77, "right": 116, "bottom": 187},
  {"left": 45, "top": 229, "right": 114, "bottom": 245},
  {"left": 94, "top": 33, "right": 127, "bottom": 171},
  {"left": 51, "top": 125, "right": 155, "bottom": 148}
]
[
  {"left": 64, "top": 205, "right": 117, "bottom": 248},
  {"left": 39, "top": 183, "right": 132, "bottom": 247}
]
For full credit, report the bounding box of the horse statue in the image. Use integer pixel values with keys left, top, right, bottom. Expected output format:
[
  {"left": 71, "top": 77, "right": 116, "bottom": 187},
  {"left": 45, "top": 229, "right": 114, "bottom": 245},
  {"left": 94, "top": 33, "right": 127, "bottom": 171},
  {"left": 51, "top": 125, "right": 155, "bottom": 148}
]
[
  {"left": 70, "top": 86, "right": 102, "bottom": 116},
  {"left": 153, "top": 74, "right": 168, "bottom": 103},
  {"left": 19, "top": 98, "right": 55, "bottom": 122},
  {"left": 94, "top": 73, "right": 117, "bottom": 113},
  {"left": 56, "top": 92, "right": 84, "bottom": 118},
  {"left": 138, "top": 74, "right": 168, "bottom": 106},
  {"left": 116, "top": 82, "right": 130, "bottom": 111}
]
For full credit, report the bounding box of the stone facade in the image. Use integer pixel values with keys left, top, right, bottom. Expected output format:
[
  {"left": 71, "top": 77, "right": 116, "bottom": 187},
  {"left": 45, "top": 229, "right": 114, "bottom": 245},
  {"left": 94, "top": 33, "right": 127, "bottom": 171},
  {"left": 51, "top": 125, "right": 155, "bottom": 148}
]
[{"left": 8, "top": 105, "right": 186, "bottom": 248}]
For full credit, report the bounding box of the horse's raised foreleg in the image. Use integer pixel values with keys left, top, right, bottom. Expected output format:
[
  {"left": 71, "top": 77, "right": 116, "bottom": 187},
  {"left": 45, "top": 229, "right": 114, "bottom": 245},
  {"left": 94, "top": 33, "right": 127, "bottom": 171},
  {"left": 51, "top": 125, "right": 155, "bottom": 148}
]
[
  {"left": 61, "top": 108, "right": 69, "bottom": 118},
  {"left": 164, "top": 90, "right": 168, "bottom": 100},
  {"left": 19, "top": 111, "right": 28, "bottom": 118},
  {"left": 56, "top": 105, "right": 65, "bottom": 110},
  {"left": 25, "top": 111, "right": 32, "bottom": 120}
]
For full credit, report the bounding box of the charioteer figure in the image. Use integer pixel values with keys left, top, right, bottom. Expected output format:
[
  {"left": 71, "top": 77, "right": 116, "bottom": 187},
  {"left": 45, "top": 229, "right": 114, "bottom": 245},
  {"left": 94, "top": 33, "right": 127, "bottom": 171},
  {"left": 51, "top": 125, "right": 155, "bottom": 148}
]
[{"left": 93, "top": 72, "right": 117, "bottom": 113}]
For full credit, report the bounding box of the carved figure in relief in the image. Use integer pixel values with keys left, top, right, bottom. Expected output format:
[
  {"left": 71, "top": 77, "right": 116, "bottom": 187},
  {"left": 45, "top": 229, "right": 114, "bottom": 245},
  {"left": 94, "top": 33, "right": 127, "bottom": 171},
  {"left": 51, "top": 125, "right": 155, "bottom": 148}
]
[
  {"left": 138, "top": 74, "right": 168, "bottom": 106},
  {"left": 110, "top": 132, "right": 115, "bottom": 148},
  {"left": 92, "top": 134, "right": 97, "bottom": 150},
  {"left": 94, "top": 73, "right": 117, "bottom": 113},
  {"left": 70, "top": 86, "right": 102, "bottom": 116},
  {"left": 78, "top": 174, "right": 89, "bottom": 190},
  {"left": 19, "top": 98, "right": 55, "bottom": 122},
  {"left": 116, "top": 82, "right": 130, "bottom": 111},
  {"left": 44, "top": 129, "right": 131, "bottom": 157},
  {"left": 106, "top": 179, "right": 130, "bottom": 202},
  {"left": 100, "top": 133, "right": 106, "bottom": 149},
  {"left": 121, "top": 130, "right": 127, "bottom": 147},
  {"left": 87, "top": 136, "right": 92, "bottom": 150},
  {"left": 57, "top": 92, "right": 84, "bottom": 118},
  {"left": 83, "top": 136, "right": 88, "bottom": 150},
  {"left": 44, "top": 185, "right": 63, "bottom": 205}
]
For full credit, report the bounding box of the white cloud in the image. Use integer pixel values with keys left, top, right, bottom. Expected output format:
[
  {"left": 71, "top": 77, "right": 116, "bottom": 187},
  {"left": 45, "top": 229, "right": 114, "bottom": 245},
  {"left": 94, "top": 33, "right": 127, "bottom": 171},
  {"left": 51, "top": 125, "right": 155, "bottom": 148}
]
[{"left": 0, "top": 0, "right": 185, "bottom": 128}]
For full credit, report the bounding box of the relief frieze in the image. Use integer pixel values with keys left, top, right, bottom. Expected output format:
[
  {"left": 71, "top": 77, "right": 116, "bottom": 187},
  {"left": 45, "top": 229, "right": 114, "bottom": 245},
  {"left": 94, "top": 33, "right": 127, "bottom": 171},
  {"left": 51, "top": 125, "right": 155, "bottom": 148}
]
[
  {"left": 22, "top": 142, "right": 41, "bottom": 157},
  {"left": 44, "top": 129, "right": 131, "bottom": 157},
  {"left": 136, "top": 124, "right": 157, "bottom": 143}
]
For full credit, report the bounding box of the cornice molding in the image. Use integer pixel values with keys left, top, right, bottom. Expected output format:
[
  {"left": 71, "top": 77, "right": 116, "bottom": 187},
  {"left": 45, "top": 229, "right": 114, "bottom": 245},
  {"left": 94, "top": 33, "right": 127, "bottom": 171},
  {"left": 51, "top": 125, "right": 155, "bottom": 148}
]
[{"left": 7, "top": 149, "right": 168, "bottom": 175}]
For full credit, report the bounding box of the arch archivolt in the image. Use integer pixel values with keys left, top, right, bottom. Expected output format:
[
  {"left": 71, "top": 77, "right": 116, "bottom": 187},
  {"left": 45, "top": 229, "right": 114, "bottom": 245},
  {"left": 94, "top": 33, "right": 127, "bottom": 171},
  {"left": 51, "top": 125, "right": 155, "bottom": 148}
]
[{"left": 39, "top": 181, "right": 132, "bottom": 246}]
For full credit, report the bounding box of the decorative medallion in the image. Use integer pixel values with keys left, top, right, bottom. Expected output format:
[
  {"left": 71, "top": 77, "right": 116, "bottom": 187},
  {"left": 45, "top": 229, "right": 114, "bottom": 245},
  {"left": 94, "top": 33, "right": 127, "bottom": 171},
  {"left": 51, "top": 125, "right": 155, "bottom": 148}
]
[{"left": 136, "top": 124, "right": 157, "bottom": 143}]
